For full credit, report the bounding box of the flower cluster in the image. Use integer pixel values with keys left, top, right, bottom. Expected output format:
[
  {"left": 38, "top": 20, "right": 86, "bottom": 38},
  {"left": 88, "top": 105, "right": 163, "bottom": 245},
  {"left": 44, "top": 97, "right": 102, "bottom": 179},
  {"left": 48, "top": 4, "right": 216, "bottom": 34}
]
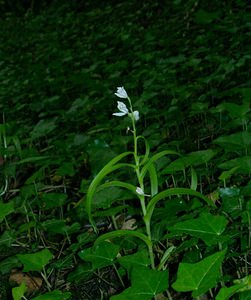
[{"left": 113, "top": 87, "right": 139, "bottom": 121}]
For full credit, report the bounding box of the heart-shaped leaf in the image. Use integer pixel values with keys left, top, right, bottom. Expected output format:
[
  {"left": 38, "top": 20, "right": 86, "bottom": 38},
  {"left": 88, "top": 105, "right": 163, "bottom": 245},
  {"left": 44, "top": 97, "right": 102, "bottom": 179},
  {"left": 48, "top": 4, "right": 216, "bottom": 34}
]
[
  {"left": 12, "top": 282, "right": 26, "bottom": 300},
  {"left": 168, "top": 212, "right": 228, "bottom": 245},
  {"left": 32, "top": 290, "right": 71, "bottom": 300},
  {"left": 0, "top": 201, "right": 14, "bottom": 222},
  {"left": 118, "top": 249, "right": 150, "bottom": 275},
  {"left": 111, "top": 266, "right": 168, "bottom": 300},
  {"left": 17, "top": 249, "right": 53, "bottom": 272},
  {"left": 79, "top": 241, "right": 119, "bottom": 269},
  {"left": 172, "top": 250, "right": 226, "bottom": 297}
]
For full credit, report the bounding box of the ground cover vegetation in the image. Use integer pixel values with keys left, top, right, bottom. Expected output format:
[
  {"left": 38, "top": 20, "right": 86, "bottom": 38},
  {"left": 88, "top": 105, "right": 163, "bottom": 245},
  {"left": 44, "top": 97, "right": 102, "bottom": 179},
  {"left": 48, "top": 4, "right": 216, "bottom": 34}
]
[{"left": 0, "top": 0, "right": 251, "bottom": 299}]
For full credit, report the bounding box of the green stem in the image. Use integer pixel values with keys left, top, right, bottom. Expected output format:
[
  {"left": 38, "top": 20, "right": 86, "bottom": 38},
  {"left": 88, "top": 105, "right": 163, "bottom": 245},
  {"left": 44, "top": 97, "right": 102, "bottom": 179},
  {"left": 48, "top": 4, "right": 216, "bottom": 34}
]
[
  {"left": 128, "top": 96, "right": 155, "bottom": 268},
  {"left": 41, "top": 267, "right": 52, "bottom": 291},
  {"left": 113, "top": 263, "right": 125, "bottom": 288}
]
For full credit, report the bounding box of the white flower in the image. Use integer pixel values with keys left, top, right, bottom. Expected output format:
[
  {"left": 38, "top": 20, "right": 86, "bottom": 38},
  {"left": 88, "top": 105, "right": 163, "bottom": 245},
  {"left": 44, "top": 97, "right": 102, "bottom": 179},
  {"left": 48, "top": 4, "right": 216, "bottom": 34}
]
[
  {"left": 112, "top": 101, "right": 129, "bottom": 117},
  {"left": 133, "top": 110, "right": 139, "bottom": 121},
  {"left": 136, "top": 187, "right": 150, "bottom": 197},
  {"left": 115, "top": 87, "right": 128, "bottom": 99}
]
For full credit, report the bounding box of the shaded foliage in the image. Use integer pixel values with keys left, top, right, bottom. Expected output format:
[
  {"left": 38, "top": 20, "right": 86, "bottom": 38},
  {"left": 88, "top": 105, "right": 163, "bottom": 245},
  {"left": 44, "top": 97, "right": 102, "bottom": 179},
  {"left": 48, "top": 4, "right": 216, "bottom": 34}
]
[{"left": 0, "top": 1, "right": 250, "bottom": 299}]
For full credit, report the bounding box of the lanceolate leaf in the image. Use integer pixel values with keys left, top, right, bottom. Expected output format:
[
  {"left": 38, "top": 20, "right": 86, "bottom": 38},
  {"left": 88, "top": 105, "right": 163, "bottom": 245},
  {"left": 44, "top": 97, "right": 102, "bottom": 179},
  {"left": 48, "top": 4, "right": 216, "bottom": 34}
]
[
  {"left": 85, "top": 151, "right": 133, "bottom": 229},
  {"left": 168, "top": 213, "right": 228, "bottom": 245},
  {"left": 140, "top": 150, "right": 180, "bottom": 179},
  {"left": 144, "top": 188, "right": 215, "bottom": 225},
  {"left": 94, "top": 230, "right": 152, "bottom": 248},
  {"left": 172, "top": 250, "right": 226, "bottom": 297},
  {"left": 148, "top": 163, "right": 158, "bottom": 196},
  {"left": 97, "top": 180, "right": 137, "bottom": 194},
  {"left": 136, "top": 135, "right": 150, "bottom": 166}
]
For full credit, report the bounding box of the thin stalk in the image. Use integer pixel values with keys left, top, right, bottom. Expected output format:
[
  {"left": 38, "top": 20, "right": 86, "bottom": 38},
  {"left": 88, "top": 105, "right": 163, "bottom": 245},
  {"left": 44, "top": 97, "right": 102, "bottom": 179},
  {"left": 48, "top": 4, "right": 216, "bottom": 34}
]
[
  {"left": 113, "top": 263, "right": 125, "bottom": 288},
  {"left": 41, "top": 267, "right": 52, "bottom": 291},
  {"left": 166, "top": 290, "right": 173, "bottom": 300},
  {"left": 128, "top": 96, "right": 154, "bottom": 268},
  {"left": 218, "top": 242, "right": 225, "bottom": 287},
  {"left": 0, "top": 114, "right": 8, "bottom": 196},
  {"left": 111, "top": 215, "right": 118, "bottom": 230}
]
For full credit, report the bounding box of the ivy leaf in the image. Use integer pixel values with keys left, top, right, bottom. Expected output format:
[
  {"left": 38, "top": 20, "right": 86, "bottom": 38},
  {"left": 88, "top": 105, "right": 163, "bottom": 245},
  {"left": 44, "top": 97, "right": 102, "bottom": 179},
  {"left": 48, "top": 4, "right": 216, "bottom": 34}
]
[
  {"left": 0, "top": 201, "right": 14, "bottom": 222},
  {"left": 31, "top": 118, "right": 57, "bottom": 139},
  {"left": 111, "top": 266, "right": 168, "bottom": 300},
  {"left": 172, "top": 250, "right": 226, "bottom": 297},
  {"left": 12, "top": 282, "right": 26, "bottom": 300},
  {"left": 118, "top": 249, "right": 150, "bottom": 275},
  {"left": 168, "top": 213, "right": 228, "bottom": 245},
  {"left": 216, "top": 284, "right": 245, "bottom": 300},
  {"left": 32, "top": 290, "right": 71, "bottom": 300},
  {"left": 216, "top": 274, "right": 251, "bottom": 299},
  {"left": 17, "top": 249, "right": 53, "bottom": 272},
  {"left": 79, "top": 241, "right": 119, "bottom": 269}
]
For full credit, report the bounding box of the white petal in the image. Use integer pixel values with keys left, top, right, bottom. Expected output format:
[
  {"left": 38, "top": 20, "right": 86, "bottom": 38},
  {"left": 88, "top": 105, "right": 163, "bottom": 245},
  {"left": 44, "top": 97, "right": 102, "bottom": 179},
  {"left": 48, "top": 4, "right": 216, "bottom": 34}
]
[
  {"left": 115, "top": 86, "right": 128, "bottom": 99},
  {"left": 117, "top": 101, "right": 129, "bottom": 114},
  {"left": 136, "top": 187, "right": 145, "bottom": 195},
  {"left": 133, "top": 111, "right": 139, "bottom": 121},
  {"left": 112, "top": 112, "right": 127, "bottom": 117},
  {"left": 136, "top": 187, "right": 150, "bottom": 197}
]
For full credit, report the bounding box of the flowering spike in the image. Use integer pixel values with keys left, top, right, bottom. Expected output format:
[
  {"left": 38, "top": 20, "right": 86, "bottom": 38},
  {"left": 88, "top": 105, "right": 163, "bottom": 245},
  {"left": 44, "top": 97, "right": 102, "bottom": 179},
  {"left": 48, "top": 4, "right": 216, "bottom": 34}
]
[
  {"left": 112, "top": 101, "right": 129, "bottom": 117},
  {"left": 115, "top": 87, "right": 128, "bottom": 99}
]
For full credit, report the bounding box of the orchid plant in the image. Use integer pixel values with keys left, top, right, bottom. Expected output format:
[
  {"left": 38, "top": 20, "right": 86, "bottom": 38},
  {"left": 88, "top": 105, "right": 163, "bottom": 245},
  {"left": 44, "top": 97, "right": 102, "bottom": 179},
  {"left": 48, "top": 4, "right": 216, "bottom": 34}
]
[{"left": 84, "top": 87, "right": 215, "bottom": 299}]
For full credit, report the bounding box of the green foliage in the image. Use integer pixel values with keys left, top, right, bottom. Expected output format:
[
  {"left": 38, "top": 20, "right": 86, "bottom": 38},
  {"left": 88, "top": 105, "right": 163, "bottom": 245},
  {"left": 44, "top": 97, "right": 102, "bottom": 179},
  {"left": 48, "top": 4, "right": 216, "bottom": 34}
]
[
  {"left": 111, "top": 267, "right": 168, "bottom": 300},
  {"left": 12, "top": 282, "right": 26, "bottom": 300},
  {"left": 0, "top": 0, "right": 250, "bottom": 299},
  {"left": 79, "top": 241, "right": 119, "bottom": 269},
  {"left": 17, "top": 249, "right": 53, "bottom": 272},
  {"left": 168, "top": 212, "right": 228, "bottom": 246},
  {"left": 31, "top": 290, "right": 71, "bottom": 300},
  {"left": 172, "top": 250, "right": 226, "bottom": 297}
]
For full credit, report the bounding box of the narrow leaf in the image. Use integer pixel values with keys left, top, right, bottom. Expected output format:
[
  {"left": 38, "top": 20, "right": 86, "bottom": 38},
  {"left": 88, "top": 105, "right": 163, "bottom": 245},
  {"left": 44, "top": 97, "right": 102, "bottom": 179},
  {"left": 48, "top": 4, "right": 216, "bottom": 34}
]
[
  {"left": 144, "top": 188, "right": 215, "bottom": 225},
  {"left": 94, "top": 230, "right": 152, "bottom": 248},
  {"left": 85, "top": 151, "right": 133, "bottom": 228},
  {"left": 141, "top": 150, "right": 180, "bottom": 179}
]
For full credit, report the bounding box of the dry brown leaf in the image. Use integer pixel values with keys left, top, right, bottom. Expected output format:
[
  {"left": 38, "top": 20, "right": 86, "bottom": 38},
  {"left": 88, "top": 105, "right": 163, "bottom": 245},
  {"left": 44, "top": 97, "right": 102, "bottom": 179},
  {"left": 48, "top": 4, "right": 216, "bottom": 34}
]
[
  {"left": 155, "top": 293, "right": 169, "bottom": 300},
  {"left": 9, "top": 271, "right": 43, "bottom": 293},
  {"left": 121, "top": 218, "right": 137, "bottom": 230}
]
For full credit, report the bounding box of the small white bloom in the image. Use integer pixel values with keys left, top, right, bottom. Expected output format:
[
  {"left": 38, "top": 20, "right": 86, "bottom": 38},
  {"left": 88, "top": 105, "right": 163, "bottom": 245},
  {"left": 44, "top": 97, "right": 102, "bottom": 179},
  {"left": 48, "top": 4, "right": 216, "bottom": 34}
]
[
  {"left": 136, "top": 187, "right": 144, "bottom": 195},
  {"left": 136, "top": 187, "right": 150, "bottom": 197},
  {"left": 112, "top": 101, "right": 129, "bottom": 117},
  {"left": 133, "top": 110, "right": 139, "bottom": 121},
  {"left": 115, "top": 86, "right": 128, "bottom": 99}
]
